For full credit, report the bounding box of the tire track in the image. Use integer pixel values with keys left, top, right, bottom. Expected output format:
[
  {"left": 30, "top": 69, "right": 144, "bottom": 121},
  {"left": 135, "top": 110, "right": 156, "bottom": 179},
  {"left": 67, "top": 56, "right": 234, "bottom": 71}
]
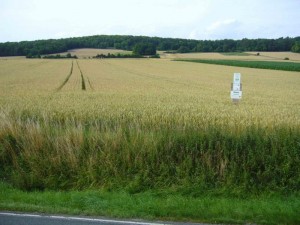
[
  {"left": 76, "top": 60, "right": 94, "bottom": 91},
  {"left": 76, "top": 60, "right": 86, "bottom": 90},
  {"left": 56, "top": 61, "right": 73, "bottom": 91},
  {"left": 86, "top": 77, "right": 94, "bottom": 91}
]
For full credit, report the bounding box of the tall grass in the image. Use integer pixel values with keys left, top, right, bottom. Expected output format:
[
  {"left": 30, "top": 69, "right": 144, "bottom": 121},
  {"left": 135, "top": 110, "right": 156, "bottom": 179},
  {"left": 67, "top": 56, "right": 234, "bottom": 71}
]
[{"left": 0, "top": 109, "right": 299, "bottom": 194}]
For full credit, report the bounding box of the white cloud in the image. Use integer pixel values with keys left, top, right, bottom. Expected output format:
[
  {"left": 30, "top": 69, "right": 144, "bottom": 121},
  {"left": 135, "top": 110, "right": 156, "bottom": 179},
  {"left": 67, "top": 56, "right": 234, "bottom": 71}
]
[
  {"left": 206, "top": 19, "right": 237, "bottom": 32},
  {"left": 0, "top": 0, "right": 299, "bottom": 42},
  {"left": 203, "top": 19, "right": 242, "bottom": 39},
  {"left": 188, "top": 19, "right": 241, "bottom": 40}
]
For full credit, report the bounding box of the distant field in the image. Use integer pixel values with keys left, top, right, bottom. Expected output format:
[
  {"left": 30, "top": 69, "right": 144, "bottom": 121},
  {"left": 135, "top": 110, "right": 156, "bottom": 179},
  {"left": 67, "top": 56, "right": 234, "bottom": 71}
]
[
  {"left": 251, "top": 51, "right": 300, "bottom": 61},
  {"left": 160, "top": 51, "right": 300, "bottom": 62}
]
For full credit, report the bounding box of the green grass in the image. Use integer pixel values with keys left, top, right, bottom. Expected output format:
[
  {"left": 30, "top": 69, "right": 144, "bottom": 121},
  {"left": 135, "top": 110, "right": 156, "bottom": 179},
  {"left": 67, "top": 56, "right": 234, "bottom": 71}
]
[
  {"left": 0, "top": 182, "right": 299, "bottom": 225},
  {"left": 175, "top": 59, "right": 300, "bottom": 71}
]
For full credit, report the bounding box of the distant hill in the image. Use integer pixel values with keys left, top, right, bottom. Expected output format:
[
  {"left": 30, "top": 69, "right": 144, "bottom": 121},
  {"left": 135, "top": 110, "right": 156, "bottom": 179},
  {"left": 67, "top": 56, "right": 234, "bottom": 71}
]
[{"left": 0, "top": 35, "right": 299, "bottom": 57}]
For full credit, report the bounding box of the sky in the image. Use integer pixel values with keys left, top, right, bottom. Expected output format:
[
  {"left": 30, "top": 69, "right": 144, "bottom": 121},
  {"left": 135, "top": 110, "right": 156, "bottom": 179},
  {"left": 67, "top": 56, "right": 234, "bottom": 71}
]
[{"left": 0, "top": 0, "right": 299, "bottom": 42}]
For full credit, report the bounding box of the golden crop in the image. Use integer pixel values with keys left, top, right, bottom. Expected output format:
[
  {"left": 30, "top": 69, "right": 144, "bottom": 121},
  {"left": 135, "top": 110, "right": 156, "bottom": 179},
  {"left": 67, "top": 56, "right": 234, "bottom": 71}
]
[{"left": 0, "top": 57, "right": 299, "bottom": 128}]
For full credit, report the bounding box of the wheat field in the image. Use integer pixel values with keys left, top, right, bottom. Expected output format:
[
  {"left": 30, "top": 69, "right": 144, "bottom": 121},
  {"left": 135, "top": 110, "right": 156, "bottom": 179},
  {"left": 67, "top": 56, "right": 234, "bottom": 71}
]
[
  {"left": 1, "top": 58, "right": 299, "bottom": 126},
  {"left": 0, "top": 56, "right": 299, "bottom": 192}
]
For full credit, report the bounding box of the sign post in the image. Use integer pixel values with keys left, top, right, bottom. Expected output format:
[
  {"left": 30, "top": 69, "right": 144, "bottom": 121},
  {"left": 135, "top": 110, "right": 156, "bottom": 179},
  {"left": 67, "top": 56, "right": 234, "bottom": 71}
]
[{"left": 230, "top": 73, "right": 242, "bottom": 104}]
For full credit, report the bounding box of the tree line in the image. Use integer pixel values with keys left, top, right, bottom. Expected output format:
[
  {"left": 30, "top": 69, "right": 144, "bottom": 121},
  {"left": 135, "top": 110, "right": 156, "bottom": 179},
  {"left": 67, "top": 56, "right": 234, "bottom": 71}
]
[
  {"left": 93, "top": 53, "right": 160, "bottom": 59},
  {"left": 26, "top": 53, "right": 77, "bottom": 59},
  {"left": 0, "top": 35, "right": 299, "bottom": 57}
]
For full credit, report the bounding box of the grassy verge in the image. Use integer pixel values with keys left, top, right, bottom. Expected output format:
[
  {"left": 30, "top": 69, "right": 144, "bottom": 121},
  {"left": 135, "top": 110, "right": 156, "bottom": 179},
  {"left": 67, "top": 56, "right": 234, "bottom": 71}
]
[
  {"left": 0, "top": 182, "right": 299, "bottom": 225},
  {"left": 175, "top": 59, "right": 300, "bottom": 72}
]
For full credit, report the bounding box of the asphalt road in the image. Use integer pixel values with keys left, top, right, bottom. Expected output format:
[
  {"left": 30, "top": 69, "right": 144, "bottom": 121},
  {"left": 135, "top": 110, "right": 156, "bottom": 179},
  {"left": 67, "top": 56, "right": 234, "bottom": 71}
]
[{"left": 0, "top": 212, "right": 216, "bottom": 225}]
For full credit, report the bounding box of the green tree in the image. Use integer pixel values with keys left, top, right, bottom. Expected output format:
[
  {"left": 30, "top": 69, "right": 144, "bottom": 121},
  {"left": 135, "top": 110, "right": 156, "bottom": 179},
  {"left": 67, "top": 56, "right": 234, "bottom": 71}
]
[
  {"left": 0, "top": 35, "right": 299, "bottom": 56},
  {"left": 177, "top": 46, "right": 190, "bottom": 53},
  {"left": 133, "top": 43, "right": 156, "bottom": 55},
  {"left": 291, "top": 41, "right": 300, "bottom": 53}
]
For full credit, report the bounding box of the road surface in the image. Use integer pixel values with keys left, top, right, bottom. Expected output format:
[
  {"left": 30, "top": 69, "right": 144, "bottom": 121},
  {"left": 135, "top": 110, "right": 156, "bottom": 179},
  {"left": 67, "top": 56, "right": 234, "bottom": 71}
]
[{"left": 0, "top": 212, "right": 217, "bottom": 225}]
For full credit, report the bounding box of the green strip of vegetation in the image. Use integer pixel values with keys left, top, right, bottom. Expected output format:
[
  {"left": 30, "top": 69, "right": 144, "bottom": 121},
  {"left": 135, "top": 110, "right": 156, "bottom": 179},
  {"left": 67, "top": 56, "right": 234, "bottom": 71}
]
[
  {"left": 176, "top": 59, "right": 300, "bottom": 72},
  {"left": 0, "top": 182, "right": 299, "bottom": 225},
  {"left": 27, "top": 53, "right": 78, "bottom": 59},
  {"left": 43, "top": 53, "right": 77, "bottom": 59},
  {"left": 93, "top": 53, "right": 160, "bottom": 59}
]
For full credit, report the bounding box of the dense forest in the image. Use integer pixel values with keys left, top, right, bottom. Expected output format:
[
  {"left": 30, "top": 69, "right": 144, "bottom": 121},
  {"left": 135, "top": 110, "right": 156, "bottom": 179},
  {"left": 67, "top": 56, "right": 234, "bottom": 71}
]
[{"left": 0, "top": 35, "right": 300, "bottom": 57}]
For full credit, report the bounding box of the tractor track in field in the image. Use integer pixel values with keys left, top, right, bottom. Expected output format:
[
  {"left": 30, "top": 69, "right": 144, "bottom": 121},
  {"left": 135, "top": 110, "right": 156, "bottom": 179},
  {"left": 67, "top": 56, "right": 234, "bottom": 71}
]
[
  {"left": 55, "top": 60, "right": 93, "bottom": 92},
  {"left": 72, "top": 71, "right": 81, "bottom": 90},
  {"left": 76, "top": 60, "right": 94, "bottom": 91},
  {"left": 86, "top": 77, "right": 94, "bottom": 91},
  {"left": 76, "top": 60, "right": 86, "bottom": 90},
  {"left": 56, "top": 61, "right": 74, "bottom": 91}
]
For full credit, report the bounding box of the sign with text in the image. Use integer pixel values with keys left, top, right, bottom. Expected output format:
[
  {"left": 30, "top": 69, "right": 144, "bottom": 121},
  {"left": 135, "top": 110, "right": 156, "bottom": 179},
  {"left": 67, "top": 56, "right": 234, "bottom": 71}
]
[{"left": 230, "top": 73, "right": 242, "bottom": 102}]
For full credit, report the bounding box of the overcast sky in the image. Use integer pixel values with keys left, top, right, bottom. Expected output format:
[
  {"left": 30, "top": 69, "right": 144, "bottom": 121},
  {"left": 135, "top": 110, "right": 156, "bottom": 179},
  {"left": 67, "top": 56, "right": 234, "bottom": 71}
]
[{"left": 0, "top": 0, "right": 299, "bottom": 42}]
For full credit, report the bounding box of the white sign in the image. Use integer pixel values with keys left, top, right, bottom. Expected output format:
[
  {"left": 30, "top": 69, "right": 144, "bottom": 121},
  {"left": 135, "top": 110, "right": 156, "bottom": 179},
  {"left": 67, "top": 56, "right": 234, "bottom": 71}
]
[
  {"left": 230, "top": 73, "right": 242, "bottom": 100},
  {"left": 233, "top": 73, "right": 241, "bottom": 83}
]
